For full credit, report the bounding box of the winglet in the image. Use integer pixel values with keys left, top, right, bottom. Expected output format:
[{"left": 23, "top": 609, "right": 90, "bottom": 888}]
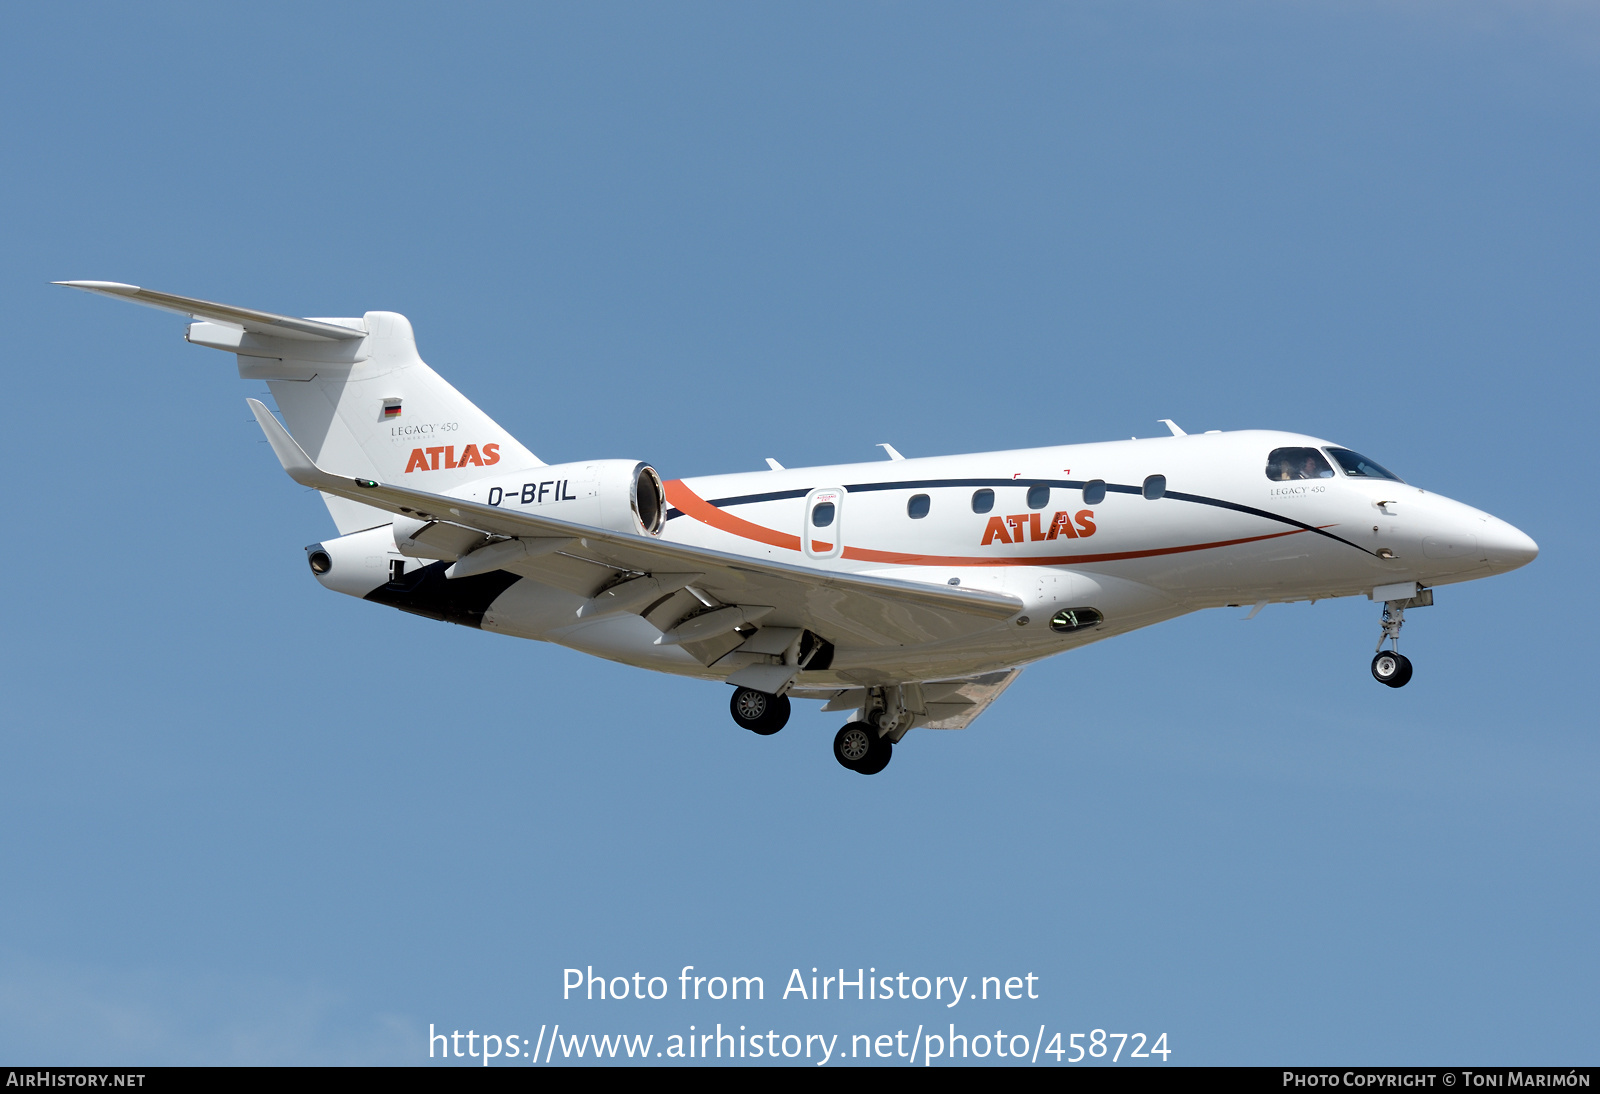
[{"left": 247, "top": 398, "right": 346, "bottom": 491}]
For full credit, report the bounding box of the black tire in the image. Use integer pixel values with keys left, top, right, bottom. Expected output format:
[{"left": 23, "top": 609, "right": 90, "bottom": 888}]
[
  {"left": 833, "top": 721, "right": 892, "bottom": 774},
  {"left": 1390, "top": 653, "right": 1413, "bottom": 687},
  {"left": 857, "top": 738, "right": 893, "bottom": 775},
  {"left": 1372, "top": 651, "right": 1413, "bottom": 688},
  {"left": 730, "top": 688, "right": 790, "bottom": 735}
]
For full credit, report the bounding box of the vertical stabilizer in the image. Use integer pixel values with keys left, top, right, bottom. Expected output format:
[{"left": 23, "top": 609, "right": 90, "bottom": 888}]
[
  {"left": 205, "top": 312, "right": 542, "bottom": 532},
  {"left": 54, "top": 281, "right": 544, "bottom": 535}
]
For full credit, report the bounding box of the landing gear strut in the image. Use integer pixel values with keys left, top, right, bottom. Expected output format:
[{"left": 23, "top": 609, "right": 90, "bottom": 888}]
[
  {"left": 1371, "top": 599, "right": 1415, "bottom": 688},
  {"left": 729, "top": 688, "right": 790, "bottom": 735},
  {"left": 831, "top": 685, "right": 912, "bottom": 774}
]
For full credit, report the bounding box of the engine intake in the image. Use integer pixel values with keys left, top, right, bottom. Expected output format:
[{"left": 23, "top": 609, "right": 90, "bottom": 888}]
[{"left": 631, "top": 463, "right": 666, "bottom": 535}]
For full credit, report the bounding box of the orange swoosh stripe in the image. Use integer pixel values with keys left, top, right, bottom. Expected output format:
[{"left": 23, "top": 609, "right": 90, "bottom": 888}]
[
  {"left": 665, "top": 479, "right": 1311, "bottom": 566},
  {"left": 664, "top": 479, "right": 802, "bottom": 552}
]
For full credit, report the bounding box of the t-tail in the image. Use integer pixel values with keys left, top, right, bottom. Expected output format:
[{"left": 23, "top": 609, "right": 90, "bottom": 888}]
[{"left": 55, "top": 281, "right": 542, "bottom": 533}]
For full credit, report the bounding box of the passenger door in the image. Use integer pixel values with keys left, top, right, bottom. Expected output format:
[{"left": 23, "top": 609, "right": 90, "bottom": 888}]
[{"left": 803, "top": 487, "right": 845, "bottom": 561}]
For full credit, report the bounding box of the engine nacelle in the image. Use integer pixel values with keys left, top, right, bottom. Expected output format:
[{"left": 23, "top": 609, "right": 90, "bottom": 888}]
[
  {"left": 391, "top": 459, "right": 666, "bottom": 560},
  {"left": 306, "top": 525, "right": 398, "bottom": 598}
]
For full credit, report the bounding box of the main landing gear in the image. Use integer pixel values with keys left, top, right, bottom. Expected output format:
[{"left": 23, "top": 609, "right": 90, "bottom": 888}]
[
  {"left": 727, "top": 683, "right": 904, "bottom": 775},
  {"left": 729, "top": 687, "right": 790, "bottom": 735},
  {"left": 831, "top": 685, "right": 912, "bottom": 775},
  {"left": 833, "top": 722, "right": 892, "bottom": 775}
]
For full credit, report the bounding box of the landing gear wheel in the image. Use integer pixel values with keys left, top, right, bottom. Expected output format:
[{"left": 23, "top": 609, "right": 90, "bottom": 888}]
[
  {"left": 1371, "top": 651, "right": 1414, "bottom": 688},
  {"left": 833, "top": 721, "right": 893, "bottom": 774},
  {"left": 730, "top": 688, "right": 790, "bottom": 735},
  {"left": 857, "top": 739, "right": 893, "bottom": 775}
]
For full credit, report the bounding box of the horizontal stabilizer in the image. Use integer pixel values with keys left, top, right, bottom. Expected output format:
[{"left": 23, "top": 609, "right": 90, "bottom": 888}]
[{"left": 54, "top": 281, "right": 364, "bottom": 342}]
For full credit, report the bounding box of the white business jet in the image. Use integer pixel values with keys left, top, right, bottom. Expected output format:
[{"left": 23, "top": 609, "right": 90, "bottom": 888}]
[{"left": 59, "top": 282, "right": 1538, "bottom": 774}]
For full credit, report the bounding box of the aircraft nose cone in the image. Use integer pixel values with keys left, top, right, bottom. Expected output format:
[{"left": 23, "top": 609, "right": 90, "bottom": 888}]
[{"left": 1482, "top": 519, "right": 1539, "bottom": 572}]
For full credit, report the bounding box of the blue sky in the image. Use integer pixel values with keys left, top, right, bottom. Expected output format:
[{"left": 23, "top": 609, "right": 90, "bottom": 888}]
[{"left": 1, "top": 1, "right": 1595, "bottom": 1065}]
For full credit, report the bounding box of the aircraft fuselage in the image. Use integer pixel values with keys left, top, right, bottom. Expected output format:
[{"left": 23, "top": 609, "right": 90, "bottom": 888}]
[{"left": 337, "top": 428, "right": 1534, "bottom": 688}]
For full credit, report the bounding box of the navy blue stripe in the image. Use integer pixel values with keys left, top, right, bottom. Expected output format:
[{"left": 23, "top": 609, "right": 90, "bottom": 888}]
[
  {"left": 1161, "top": 490, "right": 1370, "bottom": 553},
  {"left": 664, "top": 479, "right": 1094, "bottom": 517},
  {"left": 699, "top": 487, "right": 812, "bottom": 507},
  {"left": 844, "top": 477, "right": 1084, "bottom": 492}
]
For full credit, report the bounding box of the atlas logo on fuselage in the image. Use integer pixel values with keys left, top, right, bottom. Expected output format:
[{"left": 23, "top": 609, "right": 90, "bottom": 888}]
[
  {"left": 981, "top": 511, "right": 1096, "bottom": 545},
  {"left": 58, "top": 280, "right": 1540, "bottom": 777}
]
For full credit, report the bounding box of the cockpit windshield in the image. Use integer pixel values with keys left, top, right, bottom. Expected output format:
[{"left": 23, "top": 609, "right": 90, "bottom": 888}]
[
  {"left": 1265, "top": 447, "right": 1334, "bottom": 481},
  {"left": 1323, "top": 447, "right": 1404, "bottom": 482}
]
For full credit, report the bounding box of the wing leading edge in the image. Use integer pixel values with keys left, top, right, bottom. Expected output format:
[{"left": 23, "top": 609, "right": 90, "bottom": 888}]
[{"left": 55, "top": 281, "right": 364, "bottom": 342}]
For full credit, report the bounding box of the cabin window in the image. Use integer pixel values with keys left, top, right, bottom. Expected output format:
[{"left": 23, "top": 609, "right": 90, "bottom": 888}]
[
  {"left": 1082, "top": 479, "right": 1106, "bottom": 505},
  {"left": 811, "top": 501, "right": 836, "bottom": 528},
  {"left": 1266, "top": 447, "right": 1335, "bottom": 481},
  {"left": 1143, "top": 474, "right": 1166, "bottom": 500},
  {"left": 1026, "top": 484, "right": 1050, "bottom": 510},
  {"left": 1324, "top": 447, "right": 1404, "bottom": 483},
  {"left": 971, "top": 488, "right": 994, "bottom": 513},
  {"left": 1050, "top": 607, "right": 1103, "bottom": 633},
  {"left": 907, "top": 493, "right": 931, "bottom": 519}
]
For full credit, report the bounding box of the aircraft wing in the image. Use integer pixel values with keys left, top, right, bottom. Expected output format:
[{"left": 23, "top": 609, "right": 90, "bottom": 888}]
[{"left": 248, "top": 400, "right": 1023, "bottom": 649}]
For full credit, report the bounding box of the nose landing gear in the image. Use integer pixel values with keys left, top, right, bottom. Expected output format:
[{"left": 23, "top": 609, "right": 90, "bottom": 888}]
[
  {"left": 1370, "top": 588, "right": 1428, "bottom": 688},
  {"left": 1371, "top": 649, "right": 1413, "bottom": 687}
]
